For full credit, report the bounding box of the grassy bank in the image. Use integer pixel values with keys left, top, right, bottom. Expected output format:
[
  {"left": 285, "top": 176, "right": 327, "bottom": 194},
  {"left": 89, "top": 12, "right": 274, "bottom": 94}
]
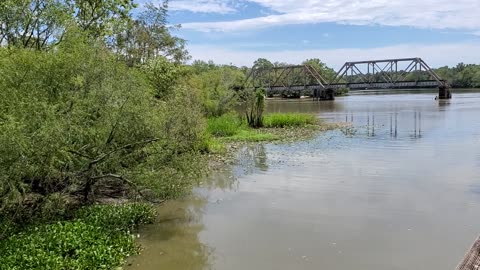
[
  {"left": 0, "top": 203, "right": 155, "bottom": 270},
  {"left": 205, "top": 112, "right": 335, "bottom": 154},
  {"left": 263, "top": 113, "right": 317, "bottom": 128}
]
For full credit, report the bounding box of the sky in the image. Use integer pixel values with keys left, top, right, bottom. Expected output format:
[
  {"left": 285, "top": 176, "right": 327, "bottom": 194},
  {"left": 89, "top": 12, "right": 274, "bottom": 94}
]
[{"left": 162, "top": 0, "right": 479, "bottom": 68}]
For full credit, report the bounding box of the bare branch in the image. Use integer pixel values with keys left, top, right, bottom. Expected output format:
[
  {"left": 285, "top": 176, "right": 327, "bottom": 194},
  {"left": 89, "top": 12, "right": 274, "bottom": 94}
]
[
  {"left": 78, "top": 138, "right": 161, "bottom": 175},
  {"left": 91, "top": 173, "right": 165, "bottom": 204}
]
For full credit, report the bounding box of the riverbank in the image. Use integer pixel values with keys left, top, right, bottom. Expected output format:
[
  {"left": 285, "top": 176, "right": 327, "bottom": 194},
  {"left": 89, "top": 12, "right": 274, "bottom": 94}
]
[{"left": 0, "top": 112, "right": 339, "bottom": 270}]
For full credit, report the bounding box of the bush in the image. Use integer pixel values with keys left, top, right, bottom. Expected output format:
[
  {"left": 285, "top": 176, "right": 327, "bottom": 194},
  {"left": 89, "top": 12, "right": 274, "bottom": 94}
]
[
  {"left": 188, "top": 66, "right": 244, "bottom": 117},
  {"left": 336, "top": 87, "right": 350, "bottom": 96},
  {"left": 0, "top": 37, "right": 206, "bottom": 225},
  {"left": 0, "top": 203, "right": 155, "bottom": 270},
  {"left": 263, "top": 113, "right": 317, "bottom": 128}
]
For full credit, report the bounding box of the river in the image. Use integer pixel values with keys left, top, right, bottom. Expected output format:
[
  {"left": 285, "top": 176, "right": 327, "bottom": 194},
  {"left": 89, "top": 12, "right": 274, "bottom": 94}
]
[{"left": 126, "top": 89, "right": 480, "bottom": 270}]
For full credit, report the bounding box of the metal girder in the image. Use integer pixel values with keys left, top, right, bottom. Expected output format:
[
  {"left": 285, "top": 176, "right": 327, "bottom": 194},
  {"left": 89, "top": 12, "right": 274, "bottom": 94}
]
[
  {"left": 243, "top": 57, "right": 450, "bottom": 94},
  {"left": 330, "top": 58, "right": 450, "bottom": 88},
  {"left": 244, "top": 64, "right": 329, "bottom": 91}
]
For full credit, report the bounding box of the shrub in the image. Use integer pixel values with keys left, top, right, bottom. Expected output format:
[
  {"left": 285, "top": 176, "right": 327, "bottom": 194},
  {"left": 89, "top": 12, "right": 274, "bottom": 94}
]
[
  {"left": 0, "top": 38, "right": 207, "bottom": 223},
  {"left": 263, "top": 113, "right": 317, "bottom": 128},
  {"left": 188, "top": 66, "right": 244, "bottom": 117}
]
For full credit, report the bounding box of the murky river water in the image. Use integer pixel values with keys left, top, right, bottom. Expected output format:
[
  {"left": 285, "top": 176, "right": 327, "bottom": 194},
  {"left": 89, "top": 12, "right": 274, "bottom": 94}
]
[{"left": 127, "top": 90, "right": 480, "bottom": 270}]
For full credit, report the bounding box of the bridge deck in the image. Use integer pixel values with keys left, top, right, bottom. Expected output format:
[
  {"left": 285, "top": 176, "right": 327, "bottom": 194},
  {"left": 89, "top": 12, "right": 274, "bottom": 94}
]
[{"left": 265, "top": 80, "right": 444, "bottom": 93}]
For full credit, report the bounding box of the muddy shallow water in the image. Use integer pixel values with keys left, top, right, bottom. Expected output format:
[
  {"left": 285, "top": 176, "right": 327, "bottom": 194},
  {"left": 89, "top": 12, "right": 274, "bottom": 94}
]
[{"left": 127, "top": 90, "right": 480, "bottom": 270}]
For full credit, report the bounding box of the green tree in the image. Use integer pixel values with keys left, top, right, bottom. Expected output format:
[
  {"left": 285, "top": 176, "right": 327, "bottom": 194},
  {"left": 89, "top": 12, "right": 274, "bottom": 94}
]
[
  {"left": 188, "top": 65, "right": 245, "bottom": 117},
  {"left": 0, "top": 0, "right": 136, "bottom": 49},
  {"left": 114, "top": 1, "right": 189, "bottom": 66},
  {"left": 253, "top": 58, "right": 274, "bottom": 70},
  {"left": 73, "top": 0, "right": 136, "bottom": 38},
  {"left": 302, "top": 58, "right": 336, "bottom": 82},
  {"left": 0, "top": 0, "right": 72, "bottom": 49}
]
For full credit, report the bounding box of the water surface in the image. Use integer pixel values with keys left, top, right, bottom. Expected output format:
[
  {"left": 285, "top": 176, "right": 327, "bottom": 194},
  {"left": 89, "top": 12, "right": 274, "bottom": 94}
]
[{"left": 127, "top": 90, "right": 480, "bottom": 270}]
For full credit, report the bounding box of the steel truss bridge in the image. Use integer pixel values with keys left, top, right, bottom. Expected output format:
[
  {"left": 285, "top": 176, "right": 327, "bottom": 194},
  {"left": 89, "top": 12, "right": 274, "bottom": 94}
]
[{"left": 244, "top": 58, "right": 452, "bottom": 100}]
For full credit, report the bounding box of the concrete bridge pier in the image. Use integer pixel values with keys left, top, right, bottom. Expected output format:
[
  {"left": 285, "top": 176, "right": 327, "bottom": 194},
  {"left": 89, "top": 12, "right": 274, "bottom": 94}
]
[
  {"left": 438, "top": 86, "right": 452, "bottom": 99},
  {"left": 313, "top": 88, "right": 335, "bottom": 101}
]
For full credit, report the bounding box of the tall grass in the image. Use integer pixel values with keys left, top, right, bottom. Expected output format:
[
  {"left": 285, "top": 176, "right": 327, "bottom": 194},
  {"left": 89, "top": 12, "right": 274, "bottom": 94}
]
[
  {"left": 206, "top": 113, "right": 318, "bottom": 144},
  {"left": 207, "top": 113, "right": 244, "bottom": 137},
  {"left": 263, "top": 113, "right": 317, "bottom": 128}
]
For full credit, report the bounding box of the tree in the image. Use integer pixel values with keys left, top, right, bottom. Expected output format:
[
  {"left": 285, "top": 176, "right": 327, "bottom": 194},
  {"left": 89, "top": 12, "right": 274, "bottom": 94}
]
[
  {"left": 0, "top": 0, "right": 71, "bottom": 49},
  {"left": 253, "top": 58, "right": 274, "bottom": 70},
  {"left": 302, "top": 58, "right": 336, "bottom": 82},
  {"left": 188, "top": 65, "right": 245, "bottom": 117},
  {"left": 114, "top": 1, "right": 189, "bottom": 66},
  {"left": 73, "top": 0, "right": 136, "bottom": 38},
  {"left": 0, "top": 0, "right": 137, "bottom": 49}
]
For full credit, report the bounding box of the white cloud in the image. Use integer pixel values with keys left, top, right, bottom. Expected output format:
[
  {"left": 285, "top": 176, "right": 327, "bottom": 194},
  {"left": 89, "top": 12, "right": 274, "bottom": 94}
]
[
  {"left": 179, "top": 0, "right": 480, "bottom": 31},
  {"left": 169, "top": 0, "right": 236, "bottom": 14},
  {"left": 187, "top": 42, "right": 480, "bottom": 68}
]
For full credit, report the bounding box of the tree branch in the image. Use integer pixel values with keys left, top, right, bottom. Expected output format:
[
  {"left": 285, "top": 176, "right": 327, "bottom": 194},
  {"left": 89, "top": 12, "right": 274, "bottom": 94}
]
[
  {"left": 88, "top": 138, "right": 159, "bottom": 168},
  {"left": 90, "top": 173, "right": 164, "bottom": 204}
]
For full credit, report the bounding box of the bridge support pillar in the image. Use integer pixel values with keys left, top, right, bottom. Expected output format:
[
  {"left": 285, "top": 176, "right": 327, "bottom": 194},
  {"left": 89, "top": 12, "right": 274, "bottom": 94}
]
[
  {"left": 313, "top": 89, "right": 335, "bottom": 101},
  {"left": 325, "top": 88, "right": 335, "bottom": 100},
  {"left": 438, "top": 86, "right": 452, "bottom": 99}
]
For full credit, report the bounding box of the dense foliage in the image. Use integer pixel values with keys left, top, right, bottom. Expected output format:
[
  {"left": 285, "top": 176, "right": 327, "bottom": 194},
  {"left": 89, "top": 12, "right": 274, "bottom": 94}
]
[
  {"left": 0, "top": 37, "right": 207, "bottom": 228},
  {"left": 436, "top": 63, "right": 480, "bottom": 88},
  {"left": 188, "top": 61, "right": 245, "bottom": 117},
  {"left": 1, "top": 0, "right": 198, "bottom": 226}
]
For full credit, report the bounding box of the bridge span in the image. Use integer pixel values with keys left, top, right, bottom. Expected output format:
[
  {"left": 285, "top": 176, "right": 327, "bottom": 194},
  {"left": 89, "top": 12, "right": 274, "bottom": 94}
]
[{"left": 244, "top": 57, "right": 452, "bottom": 100}]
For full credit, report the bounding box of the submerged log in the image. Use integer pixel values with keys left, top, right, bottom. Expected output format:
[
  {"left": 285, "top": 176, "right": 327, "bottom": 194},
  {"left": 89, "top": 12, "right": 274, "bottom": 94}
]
[{"left": 456, "top": 237, "right": 480, "bottom": 270}]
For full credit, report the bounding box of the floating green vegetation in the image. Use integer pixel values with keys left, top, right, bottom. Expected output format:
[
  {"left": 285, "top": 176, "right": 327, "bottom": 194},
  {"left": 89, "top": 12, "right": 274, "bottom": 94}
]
[{"left": 0, "top": 203, "right": 156, "bottom": 270}]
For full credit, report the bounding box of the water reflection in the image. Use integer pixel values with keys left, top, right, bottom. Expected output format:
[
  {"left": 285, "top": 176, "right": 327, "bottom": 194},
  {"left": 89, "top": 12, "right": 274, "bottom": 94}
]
[
  {"left": 125, "top": 197, "right": 213, "bottom": 270},
  {"left": 235, "top": 144, "right": 268, "bottom": 174},
  {"left": 339, "top": 109, "right": 425, "bottom": 140}
]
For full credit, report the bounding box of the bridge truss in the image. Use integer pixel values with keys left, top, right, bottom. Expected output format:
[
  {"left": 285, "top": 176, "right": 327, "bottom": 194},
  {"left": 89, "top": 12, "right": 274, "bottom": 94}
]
[
  {"left": 244, "top": 64, "right": 333, "bottom": 99},
  {"left": 244, "top": 57, "right": 452, "bottom": 100}
]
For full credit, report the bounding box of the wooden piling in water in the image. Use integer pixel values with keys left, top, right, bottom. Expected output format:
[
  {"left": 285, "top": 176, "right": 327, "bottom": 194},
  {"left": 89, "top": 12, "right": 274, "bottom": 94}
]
[{"left": 456, "top": 237, "right": 480, "bottom": 270}]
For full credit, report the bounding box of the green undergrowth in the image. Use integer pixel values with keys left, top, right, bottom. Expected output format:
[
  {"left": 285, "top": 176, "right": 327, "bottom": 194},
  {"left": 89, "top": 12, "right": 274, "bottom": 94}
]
[
  {"left": 207, "top": 113, "right": 244, "bottom": 137},
  {"left": 0, "top": 203, "right": 156, "bottom": 270}
]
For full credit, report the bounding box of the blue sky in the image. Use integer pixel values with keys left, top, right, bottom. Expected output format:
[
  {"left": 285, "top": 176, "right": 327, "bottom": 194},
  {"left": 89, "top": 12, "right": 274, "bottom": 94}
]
[{"left": 161, "top": 0, "right": 480, "bottom": 68}]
